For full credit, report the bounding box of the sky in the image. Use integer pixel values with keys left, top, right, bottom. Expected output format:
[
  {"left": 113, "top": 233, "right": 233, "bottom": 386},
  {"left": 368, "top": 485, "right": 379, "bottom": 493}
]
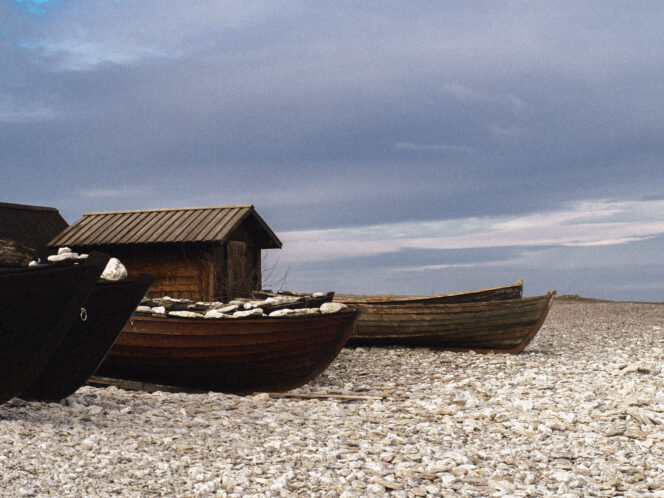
[{"left": 2, "top": 1, "right": 664, "bottom": 301}]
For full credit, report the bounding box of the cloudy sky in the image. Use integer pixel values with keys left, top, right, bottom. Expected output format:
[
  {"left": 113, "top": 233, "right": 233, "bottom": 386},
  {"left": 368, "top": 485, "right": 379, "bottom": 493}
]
[{"left": 2, "top": 1, "right": 664, "bottom": 301}]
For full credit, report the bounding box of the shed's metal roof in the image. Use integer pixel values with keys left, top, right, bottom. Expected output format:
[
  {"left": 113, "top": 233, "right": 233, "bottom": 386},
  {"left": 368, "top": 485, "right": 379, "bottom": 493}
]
[
  {"left": 48, "top": 205, "right": 282, "bottom": 249},
  {"left": 0, "top": 202, "right": 69, "bottom": 257}
]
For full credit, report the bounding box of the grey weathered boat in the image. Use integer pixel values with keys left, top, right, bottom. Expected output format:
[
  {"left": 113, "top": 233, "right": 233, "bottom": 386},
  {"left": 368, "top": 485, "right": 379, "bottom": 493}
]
[
  {"left": 337, "top": 281, "right": 523, "bottom": 305},
  {"left": 347, "top": 291, "right": 556, "bottom": 353}
]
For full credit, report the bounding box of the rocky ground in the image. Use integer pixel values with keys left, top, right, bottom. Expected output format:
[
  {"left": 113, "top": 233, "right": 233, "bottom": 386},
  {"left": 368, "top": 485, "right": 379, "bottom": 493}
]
[{"left": 1, "top": 300, "right": 663, "bottom": 497}]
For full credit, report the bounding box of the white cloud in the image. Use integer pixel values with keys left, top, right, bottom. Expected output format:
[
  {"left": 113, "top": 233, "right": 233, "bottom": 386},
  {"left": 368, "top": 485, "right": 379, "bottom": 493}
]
[
  {"left": 277, "top": 199, "right": 664, "bottom": 264},
  {"left": 395, "top": 142, "right": 474, "bottom": 153},
  {"left": 0, "top": 94, "right": 57, "bottom": 122}
]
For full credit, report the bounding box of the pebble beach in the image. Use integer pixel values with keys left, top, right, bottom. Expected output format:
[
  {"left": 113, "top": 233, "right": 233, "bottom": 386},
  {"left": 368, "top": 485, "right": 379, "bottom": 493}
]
[{"left": 1, "top": 300, "right": 663, "bottom": 497}]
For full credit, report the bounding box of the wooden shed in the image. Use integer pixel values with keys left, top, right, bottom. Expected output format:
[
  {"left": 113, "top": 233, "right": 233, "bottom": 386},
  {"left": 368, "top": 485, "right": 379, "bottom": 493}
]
[
  {"left": 0, "top": 201, "right": 69, "bottom": 261},
  {"left": 49, "top": 205, "right": 282, "bottom": 301}
]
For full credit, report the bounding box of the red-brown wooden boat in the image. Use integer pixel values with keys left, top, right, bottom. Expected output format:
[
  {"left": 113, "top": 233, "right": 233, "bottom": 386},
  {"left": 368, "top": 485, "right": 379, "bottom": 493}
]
[
  {"left": 347, "top": 291, "right": 556, "bottom": 353},
  {"left": 0, "top": 252, "right": 110, "bottom": 405},
  {"left": 21, "top": 273, "right": 155, "bottom": 401},
  {"left": 96, "top": 309, "right": 358, "bottom": 393},
  {"left": 337, "top": 281, "right": 523, "bottom": 305}
]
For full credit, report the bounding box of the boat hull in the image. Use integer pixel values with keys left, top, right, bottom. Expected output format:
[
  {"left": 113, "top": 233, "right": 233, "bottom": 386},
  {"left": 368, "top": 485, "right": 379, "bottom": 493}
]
[
  {"left": 337, "top": 281, "right": 523, "bottom": 305},
  {"left": 97, "top": 310, "right": 358, "bottom": 393},
  {"left": 347, "top": 292, "right": 555, "bottom": 353},
  {"left": 20, "top": 273, "right": 155, "bottom": 401},
  {"left": 0, "top": 253, "right": 110, "bottom": 405}
]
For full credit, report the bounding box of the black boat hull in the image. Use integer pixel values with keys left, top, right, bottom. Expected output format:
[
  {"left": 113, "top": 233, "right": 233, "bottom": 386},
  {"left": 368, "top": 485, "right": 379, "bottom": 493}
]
[
  {"left": 20, "top": 273, "right": 155, "bottom": 401},
  {"left": 0, "top": 253, "right": 110, "bottom": 405}
]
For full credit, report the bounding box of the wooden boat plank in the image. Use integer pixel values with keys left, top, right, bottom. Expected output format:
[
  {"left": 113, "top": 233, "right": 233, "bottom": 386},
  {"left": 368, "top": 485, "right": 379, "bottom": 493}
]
[{"left": 113, "top": 326, "right": 342, "bottom": 349}]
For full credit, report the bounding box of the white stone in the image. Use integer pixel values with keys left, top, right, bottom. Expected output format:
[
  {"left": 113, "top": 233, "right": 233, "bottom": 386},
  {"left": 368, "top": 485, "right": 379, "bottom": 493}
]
[
  {"left": 320, "top": 302, "right": 348, "bottom": 314},
  {"left": 204, "top": 310, "right": 232, "bottom": 319},
  {"left": 233, "top": 308, "right": 264, "bottom": 317},
  {"left": 100, "top": 257, "right": 128, "bottom": 281},
  {"left": 47, "top": 252, "right": 80, "bottom": 262},
  {"left": 269, "top": 309, "right": 296, "bottom": 317},
  {"left": 168, "top": 311, "right": 204, "bottom": 318}
]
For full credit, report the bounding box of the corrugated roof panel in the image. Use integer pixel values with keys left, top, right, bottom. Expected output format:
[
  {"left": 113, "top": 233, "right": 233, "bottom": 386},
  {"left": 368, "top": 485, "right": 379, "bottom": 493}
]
[
  {"left": 132, "top": 210, "right": 171, "bottom": 243},
  {"left": 110, "top": 211, "right": 142, "bottom": 243},
  {"left": 67, "top": 214, "right": 107, "bottom": 246},
  {"left": 159, "top": 209, "right": 192, "bottom": 242},
  {"left": 47, "top": 205, "right": 281, "bottom": 248},
  {"left": 115, "top": 211, "right": 150, "bottom": 244},
  {"left": 206, "top": 207, "right": 246, "bottom": 241},
  {"left": 88, "top": 213, "right": 124, "bottom": 245},
  {"left": 194, "top": 207, "right": 238, "bottom": 241},
  {"left": 175, "top": 208, "right": 211, "bottom": 242},
  {"left": 183, "top": 207, "right": 223, "bottom": 242}
]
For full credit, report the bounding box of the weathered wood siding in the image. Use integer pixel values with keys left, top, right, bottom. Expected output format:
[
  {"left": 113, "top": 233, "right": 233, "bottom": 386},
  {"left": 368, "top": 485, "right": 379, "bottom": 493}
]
[{"left": 76, "top": 241, "right": 261, "bottom": 301}]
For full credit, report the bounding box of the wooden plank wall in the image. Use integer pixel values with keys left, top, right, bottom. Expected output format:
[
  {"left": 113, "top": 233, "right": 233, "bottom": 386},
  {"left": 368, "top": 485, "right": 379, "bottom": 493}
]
[
  {"left": 87, "top": 244, "right": 213, "bottom": 301},
  {"left": 71, "top": 239, "right": 263, "bottom": 302}
]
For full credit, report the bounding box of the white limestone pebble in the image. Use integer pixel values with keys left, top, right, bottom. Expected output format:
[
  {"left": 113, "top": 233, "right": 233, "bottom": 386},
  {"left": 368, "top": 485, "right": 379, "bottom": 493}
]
[
  {"left": 1, "top": 300, "right": 662, "bottom": 496},
  {"left": 100, "top": 257, "right": 128, "bottom": 282},
  {"left": 232, "top": 308, "right": 264, "bottom": 317},
  {"left": 320, "top": 302, "right": 348, "bottom": 314},
  {"left": 168, "top": 310, "right": 204, "bottom": 318},
  {"left": 204, "top": 310, "right": 233, "bottom": 319}
]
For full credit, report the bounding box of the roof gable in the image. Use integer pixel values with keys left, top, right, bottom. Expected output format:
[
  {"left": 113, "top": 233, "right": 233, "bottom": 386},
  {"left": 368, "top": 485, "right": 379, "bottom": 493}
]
[{"left": 49, "top": 205, "right": 282, "bottom": 249}]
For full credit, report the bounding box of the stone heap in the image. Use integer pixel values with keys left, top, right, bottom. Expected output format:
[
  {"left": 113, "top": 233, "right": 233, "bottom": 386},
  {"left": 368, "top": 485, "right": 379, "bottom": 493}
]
[{"left": 135, "top": 294, "right": 347, "bottom": 319}]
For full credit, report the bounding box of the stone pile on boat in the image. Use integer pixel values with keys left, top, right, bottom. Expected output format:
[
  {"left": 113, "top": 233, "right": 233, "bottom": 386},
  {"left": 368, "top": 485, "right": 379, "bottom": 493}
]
[
  {"left": 135, "top": 293, "right": 347, "bottom": 319},
  {"left": 35, "top": 247, "right": 129, "bottom": 282}
]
